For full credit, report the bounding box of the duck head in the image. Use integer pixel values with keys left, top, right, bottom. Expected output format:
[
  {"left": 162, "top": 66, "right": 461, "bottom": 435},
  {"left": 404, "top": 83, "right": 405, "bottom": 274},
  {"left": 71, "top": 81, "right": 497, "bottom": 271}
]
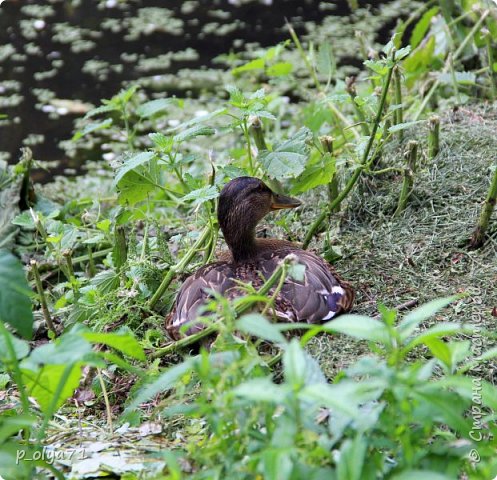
[{"left": 218, "top": 176, "right": 301, "bottom": 262}]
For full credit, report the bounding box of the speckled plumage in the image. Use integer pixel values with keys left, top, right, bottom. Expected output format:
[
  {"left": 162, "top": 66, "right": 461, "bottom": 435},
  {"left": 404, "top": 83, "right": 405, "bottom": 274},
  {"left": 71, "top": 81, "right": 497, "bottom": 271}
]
[{"left": 166, "top": 177, "right": 354, "bottom": 340}]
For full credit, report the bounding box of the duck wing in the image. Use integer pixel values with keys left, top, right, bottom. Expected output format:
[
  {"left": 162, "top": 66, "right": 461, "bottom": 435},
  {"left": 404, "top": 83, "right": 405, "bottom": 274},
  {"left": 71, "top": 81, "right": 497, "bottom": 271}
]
[
  {"left": 254, "top": 248, "right": 355, "bottom": 324},
  {"left": 166, "top": 262, "right": 234, "bottom": 340}
]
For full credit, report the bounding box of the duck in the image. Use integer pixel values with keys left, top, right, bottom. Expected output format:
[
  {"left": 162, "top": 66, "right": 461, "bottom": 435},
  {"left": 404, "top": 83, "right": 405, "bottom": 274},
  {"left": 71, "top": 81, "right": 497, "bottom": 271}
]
[{"left": 166, "top": 176, "right": 354, "bottom": 340}]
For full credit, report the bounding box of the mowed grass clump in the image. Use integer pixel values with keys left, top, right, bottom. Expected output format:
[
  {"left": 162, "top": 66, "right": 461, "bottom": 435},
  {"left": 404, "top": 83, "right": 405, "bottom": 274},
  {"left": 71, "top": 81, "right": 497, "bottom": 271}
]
[{"left": 305, "top": 104, "right": 497, "bottom": 378}]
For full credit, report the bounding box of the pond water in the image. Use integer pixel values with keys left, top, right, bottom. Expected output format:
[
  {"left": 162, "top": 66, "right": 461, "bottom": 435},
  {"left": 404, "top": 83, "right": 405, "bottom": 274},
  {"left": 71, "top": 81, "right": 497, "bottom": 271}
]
[{"left": 0, "top": 0, "right": 392, "bottom": 181}]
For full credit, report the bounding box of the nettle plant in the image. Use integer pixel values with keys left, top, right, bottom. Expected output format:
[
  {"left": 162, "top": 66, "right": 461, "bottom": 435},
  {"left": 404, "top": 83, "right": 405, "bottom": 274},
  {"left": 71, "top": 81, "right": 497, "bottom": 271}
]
[{"left": 125, "top": 296, "right": 497, "bottom": 479}]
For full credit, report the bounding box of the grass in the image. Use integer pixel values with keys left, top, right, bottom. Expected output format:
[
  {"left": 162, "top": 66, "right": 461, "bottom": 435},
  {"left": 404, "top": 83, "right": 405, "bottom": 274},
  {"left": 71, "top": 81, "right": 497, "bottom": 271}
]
[{"left": 304, "top": 103, "right": 497, "bottom": 378}]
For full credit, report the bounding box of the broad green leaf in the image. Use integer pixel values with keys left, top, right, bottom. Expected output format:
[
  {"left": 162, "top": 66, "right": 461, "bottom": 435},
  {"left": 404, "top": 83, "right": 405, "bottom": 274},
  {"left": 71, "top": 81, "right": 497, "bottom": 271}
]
[
  {"left": 0, "top": 329, "right": 30, "bottom": 362},
  {"left": 24, "top": 332, "right": 93, "bottom": 369},
  {"left": 231, "top": 58, "right": 265, "bottom": 75},
  {"left": 136, "top": 98, "right": 175, "bottom": 118},
  {"left": 113, "top": 151, "right": 155, "bottom": 187},
  {"left": 84, "top": 103, "right": 119, "bottom": 119},
  {"left": 90, "top": 269, "right": 120, "bottom": 294},
  {"left": 174, "top": 125, "right": 215, "bottom": 143},
  {"left": 424, "top": 337, "right": 452, "bottom": 368},
  {"left": 392, "top": 471, "right": 454, "bottom": 480},
  {"left": 237, "top": 313, "right": 287, "bottom": 344},
  {"left": 436, "top": 376, "right": 497, "bottom": 412},
  {"left": 21, "top": 363, "right": 84, "bottom": 413},
  {"left": 388, "top": 120, "right": 425, "bottom": 133},
  {"left": 404, "top": 35, "right": 436, "bottom": 75},
  {"left": 0, "top": 250, "right": 33, "bottom": 339},
  {"left": 316, "top": 42, "right": 336, "bottom": 78},
  {"left": 149, "top": 132, "right": 174, "bottom": 152},
  {"left": 0, "top": 415, "right": 36, "bottom": 444},
  {"left": 182, "top": 185, "right": 218, "bottom": 206},
  {"left": 116, "top": 171, "right": 156, "bottom": 205},
  {"left": 233, "top": 378, "right": 288, "bottom": 403},
  {"left": 125, "top": 359, "right": 195, "bottom": 412},
  {"left": 475, "top": 346, "right": 497, "bottom": 362},
  {"left": 283, "top": 339, "right": 307, "bottom": 388},
  {"left": 259, "top": 128, "right": 311, "bottom": 179},
  {"left": 266, "top": 62, "right": 293, "bottom": 76},
  {"left": 72, "top": 118, "right": 112, "bottom": 141},
  {"left": 322, "top": 315, "right": 390, "bottom": 344},
  {"left": 261, "top": 448, "right": 293, "bottom": 480},
  {"left": 337, "top": 436, "right": 367, "bottom": 480},
  {"left": 11, "top": 211, "right": 35, "bottom": 229},
  {"left": 410, "top": 6, "right": 439, "bottom": 49},
  {"left": 83, "top": 331, "right": 146, "bottom": 360},
  {"left": 300, "top": 379, "right": 385, "bottom": 417},
  {"left": 404, "top": 322, "right": 465, "bottom": 351},
  {"left": 398, "top": 296, "right": 459, "bottom": 341},
  {"left": 291, "top": 153, "right": 336, "bottom": 194}
]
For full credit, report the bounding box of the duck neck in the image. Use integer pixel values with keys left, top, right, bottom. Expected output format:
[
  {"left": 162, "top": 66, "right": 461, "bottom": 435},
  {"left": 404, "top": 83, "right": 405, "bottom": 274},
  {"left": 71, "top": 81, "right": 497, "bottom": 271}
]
[{"left": 222, "top": 225, "right": 258, "bottom": 263}]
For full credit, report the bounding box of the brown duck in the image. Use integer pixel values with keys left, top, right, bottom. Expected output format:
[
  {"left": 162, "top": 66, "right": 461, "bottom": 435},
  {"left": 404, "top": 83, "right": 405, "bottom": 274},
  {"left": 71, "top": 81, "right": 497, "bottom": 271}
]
[{"left": 166, "top": 176, "right": 354, "bottom": 339}]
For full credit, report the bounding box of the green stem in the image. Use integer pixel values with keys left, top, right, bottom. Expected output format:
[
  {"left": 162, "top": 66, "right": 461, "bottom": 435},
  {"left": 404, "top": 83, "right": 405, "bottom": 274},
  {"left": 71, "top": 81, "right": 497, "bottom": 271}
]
[
  {"left": 393, "top": 66, "right": 404, "bottom": 140},
  {"left": 149, "top": 226, "right": 212, "bottom": 309},
  {"left": 31, "top": 260, "right": 57, "bottom": 336},
  {"left": 394, "top": 140, "right": 418, "bottom": 217},
  {"left": 427, "top": 115, "right": 440, "bottom": 160},
  {"left": 303, "top": 53, "right": 396, "bottom": 248},
  {"left": 242, "top": 119, "right": 254, "bottom": 174},
  {"left": 469, "top": 162, "right": 497, "bottom": 249}
]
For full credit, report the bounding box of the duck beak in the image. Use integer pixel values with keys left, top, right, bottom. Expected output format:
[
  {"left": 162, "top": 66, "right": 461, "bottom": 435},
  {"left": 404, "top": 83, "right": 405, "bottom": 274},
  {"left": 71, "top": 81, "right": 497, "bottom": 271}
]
[{"left": 270, "top": 193, "right": 302, "bottom": 210}]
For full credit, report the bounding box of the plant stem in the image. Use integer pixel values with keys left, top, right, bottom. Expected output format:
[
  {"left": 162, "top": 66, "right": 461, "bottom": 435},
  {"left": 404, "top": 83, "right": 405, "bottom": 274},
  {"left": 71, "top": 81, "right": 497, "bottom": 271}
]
[
  {"left": 149, "top": 225, "right": 212, "bottom": 309},
  {"left": 393, "top": 66, "right": 404, "bottom": 140},
  {"left": 113, "top": 225, "right": 128, "bottom": 270},
  {"left": 31, "top": 260, "right": 57, "bottom": 336},
  {"left": 469, "top": 162, "right": 497, "bottom": 249},
  {"left": 303, "top": 54, "right": 396, "bottom": 248},
  {"left": 87, "top": 247, "right": 96, "bottom": 277},
  {"left": 483, "top": 29, "right": 497, "bottom": 99},
  {"left": 427, "top": 115, "right": 440, "bottom": 160},
  {"left": 97, "top": 368, "right": 113, "bottom": 432},
  {"left": 394, "top": 140, "right": 418, "bottom": 217}
]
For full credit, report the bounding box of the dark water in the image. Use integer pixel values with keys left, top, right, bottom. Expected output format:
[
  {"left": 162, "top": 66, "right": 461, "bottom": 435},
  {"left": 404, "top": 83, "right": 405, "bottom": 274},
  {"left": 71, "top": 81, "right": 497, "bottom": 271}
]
[{"left": 0, "top": 0, "right": 384, "bottom": 180}]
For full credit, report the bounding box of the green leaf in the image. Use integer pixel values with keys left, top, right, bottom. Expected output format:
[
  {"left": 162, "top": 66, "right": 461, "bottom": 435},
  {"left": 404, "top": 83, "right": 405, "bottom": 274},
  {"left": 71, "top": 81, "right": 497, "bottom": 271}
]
[
  {"left": 167, "top": 108, "right": 226, "bottom": 133},
  {"left": 125, "top": 359, "right": 195, "bottom": 412},
  {"left": 233, "top": 378, "right": 288, "bottom": 403},
  {"left": 337, "top": 436, "right": 367, "bottom": 480},
  {"left": 259, "top": 128, "right": 311, "bottom": 179},
  {"left": 231, "top": 57, "right": 265, "bottom": 75},
  {"left": 116, "top": 171, "right": 156, "bottom": 206},
  {"left": 136, "top": 98, "right": 176, "bottom": 118},
  {"left": 21, "top": 363, "right": 84, "bottom": 413},
  {"left": 84, "top": 103, "right": 118, "bottom": 119},
  {"left": 83, "top": 332, "right": 146, "bottom": 361},
  {"left": 182, "top": 185, "right": 218, "bottom": 206},
  {"left": 149, "top": 132, "right": 174, "bottom": 152},
  {"left": 113, "top": 151, "right": 156, "bottom": 187},
  {"left": 261, "top": 448, "right": 293, "bottom": 480},
  {"left": 90, "top": 269, "right": 120, "bottom": 294},
  {"left": 316, "top": 43, "right": 336, "bottom": 78},
  {"left": 410, "top": 6, "right": 439, "bottom": 49},
  {"left": 398, "top": 296, "right": 459, "bottom": 341},
  {"left": 283, "top": 339, "right": 307, "bottom": 388},
  {"left": 0, "top": 250, "right": 33, "bottom": 339},
  {"left": 321, "top": 315, "right": 390, "bottom": 344},
  {"left": 237, "top": 313, "right": 287, "bottom": 344},
  {"left": 404, "top": 322, "right": 466, "bottom": 351},
  {"left": 266, "top": 62, "right": 293, "bottom": 77},
  {"left": 72, "top": 118, "right": 113, "bottom": 141},
  {"left": 388, "top": 120, "right": 426, "bottom": 133},
  {"left": 11, "top": 211, "right": 35, "bottom": 229},
  {"left": 391, "top": 471, "right": 454, "bottom": 480},
  {"left": 424, "top": 337, "right": 452, "bottom": 368},
  {"left": 291, "top": 153, "right": 336, "bottom": 194},
  {"left": 173, "top": 125, "right": 215, "bottom": 143},
  {"left": 0, "top": 329, "right": 30, "bottom": 362}
]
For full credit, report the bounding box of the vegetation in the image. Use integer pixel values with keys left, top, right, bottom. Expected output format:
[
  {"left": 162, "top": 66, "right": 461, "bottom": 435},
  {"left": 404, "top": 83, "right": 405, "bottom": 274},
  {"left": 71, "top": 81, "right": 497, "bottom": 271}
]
[{"left": 1, "top": 0, "right": 497, "bottom": 478}]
